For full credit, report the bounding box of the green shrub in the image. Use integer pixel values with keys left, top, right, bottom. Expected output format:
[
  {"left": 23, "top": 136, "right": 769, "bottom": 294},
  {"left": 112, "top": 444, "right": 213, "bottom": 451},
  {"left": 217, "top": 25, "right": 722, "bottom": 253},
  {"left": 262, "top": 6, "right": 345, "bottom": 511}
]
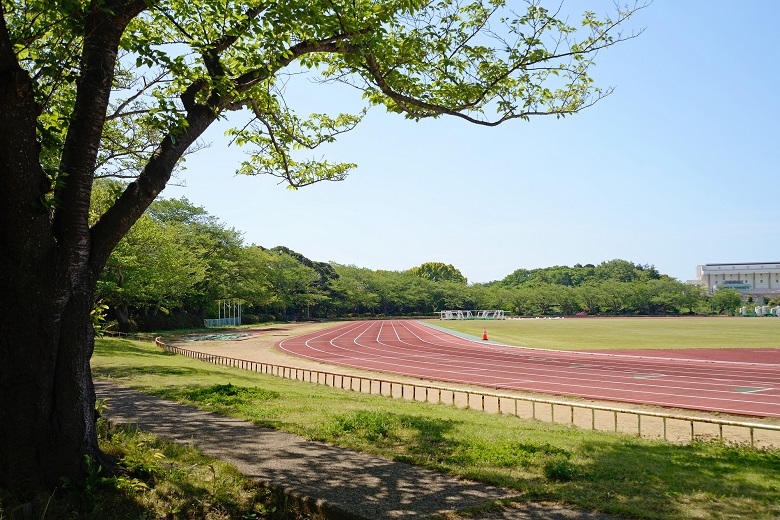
[
  {"left": 183, "top": 383, "right": 280, "bottom": 406},
  {"left": 543, "top": 456, "right": 577, "bottom": 482},
  {"left": 328, "top": 410, "right": 400, "bottom": 441}
]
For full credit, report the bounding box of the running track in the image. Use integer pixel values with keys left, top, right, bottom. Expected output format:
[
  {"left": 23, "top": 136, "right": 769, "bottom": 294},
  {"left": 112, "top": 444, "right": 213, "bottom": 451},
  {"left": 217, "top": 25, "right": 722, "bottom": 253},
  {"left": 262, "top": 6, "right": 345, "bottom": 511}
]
[{"left": 277, "top": 320, "right": 780, "bottom": 418}]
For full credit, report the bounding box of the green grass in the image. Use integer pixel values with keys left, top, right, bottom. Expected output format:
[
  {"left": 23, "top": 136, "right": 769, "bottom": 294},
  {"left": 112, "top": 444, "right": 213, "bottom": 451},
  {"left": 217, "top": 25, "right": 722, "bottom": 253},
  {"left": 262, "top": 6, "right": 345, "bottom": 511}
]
[
  {"left": 425, "top": 316, "right": 780, "bottom": 350},
  {"left": 0, "top": 420, "right": 318, "bottom": 520},
  {"left": 89, "top": 337, "right": 780, "bottom": 519}
]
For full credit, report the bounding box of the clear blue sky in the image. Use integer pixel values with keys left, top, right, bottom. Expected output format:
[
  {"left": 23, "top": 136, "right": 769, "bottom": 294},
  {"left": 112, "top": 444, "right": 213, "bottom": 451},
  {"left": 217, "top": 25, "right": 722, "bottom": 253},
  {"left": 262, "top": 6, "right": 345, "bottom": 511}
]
[{"left": 163, "top": 1, "right": 780, "bottom": 284}]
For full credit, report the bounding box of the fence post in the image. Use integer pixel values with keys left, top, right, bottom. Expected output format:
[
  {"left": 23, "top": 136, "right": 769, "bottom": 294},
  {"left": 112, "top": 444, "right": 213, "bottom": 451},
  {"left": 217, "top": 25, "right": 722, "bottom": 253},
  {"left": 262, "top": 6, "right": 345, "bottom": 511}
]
[{"left": 155, "top": 338, "right": 780, "bottom": 448}]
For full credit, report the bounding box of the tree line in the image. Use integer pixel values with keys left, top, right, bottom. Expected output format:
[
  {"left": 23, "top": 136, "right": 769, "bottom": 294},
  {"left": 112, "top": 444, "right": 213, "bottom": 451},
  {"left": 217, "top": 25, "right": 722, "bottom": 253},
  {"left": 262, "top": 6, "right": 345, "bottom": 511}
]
[{"left": 96, "top": 192, "right": 759, "bottom": 331}]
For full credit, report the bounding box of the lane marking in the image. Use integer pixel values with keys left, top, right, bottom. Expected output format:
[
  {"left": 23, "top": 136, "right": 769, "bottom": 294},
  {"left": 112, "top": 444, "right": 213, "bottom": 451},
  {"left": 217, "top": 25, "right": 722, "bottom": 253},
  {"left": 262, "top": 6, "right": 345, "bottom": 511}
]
[{"left": 276, "top": 320, "right": 780, "bottom": 416}]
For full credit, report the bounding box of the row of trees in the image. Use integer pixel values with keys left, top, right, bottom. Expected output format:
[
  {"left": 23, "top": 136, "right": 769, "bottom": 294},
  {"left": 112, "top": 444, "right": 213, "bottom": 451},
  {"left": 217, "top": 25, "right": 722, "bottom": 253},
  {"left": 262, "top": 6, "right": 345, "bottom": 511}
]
[
  {"left": 95, "top": 196, "right": 755, "bottom": 330},
  {"left": 320, "top": 262, "right": 737, "bottom": 318},
  {"left": 93, "top": 183, "right": 335, "bottom": 330}
]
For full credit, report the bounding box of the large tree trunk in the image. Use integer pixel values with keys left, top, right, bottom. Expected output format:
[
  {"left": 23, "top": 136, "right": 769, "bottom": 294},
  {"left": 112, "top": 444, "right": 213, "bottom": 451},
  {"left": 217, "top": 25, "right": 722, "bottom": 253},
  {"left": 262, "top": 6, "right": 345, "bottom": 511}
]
[
  {"left": 0, "top": 2, "right": 139, "bottom": 495},
  {"left": 0, "top": 261, "right": 99, "bottom": 493},
  {"left": 0, "top": 4, "right": 97, "bottom": 493},
  {"left": 0, "top": 0, "right": 217, "bottom": 497},
  {"left": 0, "top": 69, "right": 99, "bottom": 489},
  {"left": 115, "top": 303, "right": 131, "bottom": 332}
]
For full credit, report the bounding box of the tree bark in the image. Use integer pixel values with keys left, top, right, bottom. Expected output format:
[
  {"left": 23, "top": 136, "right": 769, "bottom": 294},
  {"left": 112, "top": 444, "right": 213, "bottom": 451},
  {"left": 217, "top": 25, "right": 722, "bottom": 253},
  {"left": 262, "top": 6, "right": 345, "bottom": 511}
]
[
  {"left": 0, "top": 48, "right": 100, "bottom": 503},
  {"left": 115, "top": 304, "right": 131, "bottom": 332},
  {"left": 0, "top": 5, "right": 93, "bottom": 494},
  {"left": 0, "top": 266, "right": 100, "bottom": 493},
  {"left": 0, "top": 0, "right": 146, "bottom": 495}
]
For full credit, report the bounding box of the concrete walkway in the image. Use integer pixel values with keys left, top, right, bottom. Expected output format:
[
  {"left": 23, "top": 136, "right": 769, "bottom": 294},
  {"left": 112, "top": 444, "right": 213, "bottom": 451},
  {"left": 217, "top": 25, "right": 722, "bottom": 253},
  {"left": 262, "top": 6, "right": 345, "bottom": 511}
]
[{"left": 96, "top": 381, "right": 621, "bottom": 520}]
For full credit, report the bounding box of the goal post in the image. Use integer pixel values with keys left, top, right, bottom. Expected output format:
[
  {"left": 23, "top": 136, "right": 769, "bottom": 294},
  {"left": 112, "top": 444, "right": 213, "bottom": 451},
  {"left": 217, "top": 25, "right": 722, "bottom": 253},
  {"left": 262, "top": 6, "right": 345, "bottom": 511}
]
[{"left": 205, "top": 298, "right": 243, "bottom": 327}]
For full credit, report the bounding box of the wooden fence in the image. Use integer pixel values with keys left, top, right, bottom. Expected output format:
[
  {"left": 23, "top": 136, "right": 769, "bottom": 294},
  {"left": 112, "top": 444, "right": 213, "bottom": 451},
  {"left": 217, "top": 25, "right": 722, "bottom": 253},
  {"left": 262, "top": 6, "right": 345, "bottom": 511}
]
[{"left": 155, "top": 338, "right": 780, "bottom": 448}]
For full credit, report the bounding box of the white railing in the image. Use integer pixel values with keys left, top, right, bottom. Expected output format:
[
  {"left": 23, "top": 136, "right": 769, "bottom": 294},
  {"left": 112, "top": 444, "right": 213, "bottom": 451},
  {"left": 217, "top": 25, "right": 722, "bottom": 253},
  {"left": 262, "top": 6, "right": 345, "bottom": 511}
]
[{"left": 439, "top": 309, "right": 507, "bottom": 320}]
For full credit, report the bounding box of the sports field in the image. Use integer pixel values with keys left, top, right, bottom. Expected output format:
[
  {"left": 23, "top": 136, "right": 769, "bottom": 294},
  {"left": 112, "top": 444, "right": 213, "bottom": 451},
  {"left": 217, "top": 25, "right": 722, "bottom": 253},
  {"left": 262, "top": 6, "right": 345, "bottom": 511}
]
[
  {"left": 92, "top": 335, "right": 780, "bottom": 519},
  {"left": 279, "top": 318, "right": 780, "bottom": 417},
  {"left": 427, "top": 316, "right": 780, "bottom": 351}
]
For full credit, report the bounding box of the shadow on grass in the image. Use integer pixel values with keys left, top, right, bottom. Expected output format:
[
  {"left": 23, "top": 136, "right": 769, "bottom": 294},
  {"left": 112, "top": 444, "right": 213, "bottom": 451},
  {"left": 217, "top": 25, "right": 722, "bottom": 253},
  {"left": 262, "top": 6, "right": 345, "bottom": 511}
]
[
  {"left": 155, "top": 384, "right": 281, "bottom": 406},
  {"left": 563, "top": 438, "right": 780, "bottom": 518},
  {"left": 0, "top": 484, "right": 151, "bottom": 520},
  {"left": 93, "top": 365, "right": 213, "bottom": 380},
  {"left": 321, "top": 410, "right": 780, "bottom": 518},
  {"left": 321, "top": 410, "right": 542, "bottom": 477},
  {"left": 94, "top": 338, "right": 176, "bottom": 359},
  {"left": 97, "top": 384, "right": 516, "bottom": 518}
]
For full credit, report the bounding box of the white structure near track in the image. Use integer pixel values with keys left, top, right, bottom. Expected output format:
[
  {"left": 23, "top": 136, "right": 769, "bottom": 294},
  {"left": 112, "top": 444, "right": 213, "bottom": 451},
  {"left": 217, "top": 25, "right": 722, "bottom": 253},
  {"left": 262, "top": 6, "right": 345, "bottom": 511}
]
[
  {"left": 740, "top": 305, "right": 780, "bottom": 316},
  {"left": 204, "top": 298, "right": 242, "bottom": 327},
  {"left": 439, "top": 310, "right": 506, "bottom": 320},
  {"left": 693, "top": 262, "right": 780, "bottom": 298}
]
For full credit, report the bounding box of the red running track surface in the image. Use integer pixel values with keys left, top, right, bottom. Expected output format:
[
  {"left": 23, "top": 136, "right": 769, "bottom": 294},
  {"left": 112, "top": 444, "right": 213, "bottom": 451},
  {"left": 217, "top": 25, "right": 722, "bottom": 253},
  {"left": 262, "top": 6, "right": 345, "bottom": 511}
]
[{"left": 277, "top": 320, "right": 780, "bottom": 418}]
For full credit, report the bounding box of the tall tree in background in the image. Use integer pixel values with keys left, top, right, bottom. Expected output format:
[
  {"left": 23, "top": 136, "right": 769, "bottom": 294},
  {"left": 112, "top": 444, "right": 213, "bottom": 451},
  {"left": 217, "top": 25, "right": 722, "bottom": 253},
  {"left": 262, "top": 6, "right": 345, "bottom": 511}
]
[
  {"left": 408, "top": 262, "right": 467, "bottom": 284},
  {"left": 0, "top": 0, "right": 645, "bottom": 494}
]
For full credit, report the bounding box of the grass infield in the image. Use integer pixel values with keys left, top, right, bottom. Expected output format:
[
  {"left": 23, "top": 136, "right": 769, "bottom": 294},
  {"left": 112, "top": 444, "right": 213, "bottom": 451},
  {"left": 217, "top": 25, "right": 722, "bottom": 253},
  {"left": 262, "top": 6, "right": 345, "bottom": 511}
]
[
  {"left": 87, "top": 336, "right": 780, "bottom": 520},
  {"left": 425, "top": 316, "right": 780, "bottom": 350}
]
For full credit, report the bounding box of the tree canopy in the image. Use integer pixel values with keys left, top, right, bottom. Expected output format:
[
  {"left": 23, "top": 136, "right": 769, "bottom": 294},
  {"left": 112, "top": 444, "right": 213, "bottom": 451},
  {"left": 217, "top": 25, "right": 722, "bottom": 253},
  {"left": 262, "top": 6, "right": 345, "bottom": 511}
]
[
  {"left": 496, "top": 259, "right": 660, "bottom": 288},
  {"left": 0, "top": 0, "right": 646, "bottom": 498},
  {"left": 87, "top": 201, "right": 712, "bottom": 324},
  {"left": 408, "top": 261, "right": 467, "bottom": 284}
]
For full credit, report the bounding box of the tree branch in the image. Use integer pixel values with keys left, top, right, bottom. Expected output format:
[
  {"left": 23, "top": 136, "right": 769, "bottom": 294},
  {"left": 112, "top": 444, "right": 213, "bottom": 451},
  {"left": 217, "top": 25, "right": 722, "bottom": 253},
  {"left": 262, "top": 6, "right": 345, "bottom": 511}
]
[
  {"left": 0, "top": 2, "right": 51, "bottom": 260},
  {"left": 52, "top": 0, "right": 147, "bottom": 263},
  {"left": 233, "top": 38, "right": 355, "bottom": 93},
  {"left": 90, "top": 90, "right": 216, "bottom": 272},
  {"left": 107, "top": 69, "right": 169, "bottom": 120}
]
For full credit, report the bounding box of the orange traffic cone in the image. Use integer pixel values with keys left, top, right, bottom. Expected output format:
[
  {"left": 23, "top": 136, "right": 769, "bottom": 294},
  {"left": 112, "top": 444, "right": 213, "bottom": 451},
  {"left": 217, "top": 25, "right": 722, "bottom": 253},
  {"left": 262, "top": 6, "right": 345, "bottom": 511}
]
[{"left": 482, "top": 328, "right": 488, "bottom": 341}]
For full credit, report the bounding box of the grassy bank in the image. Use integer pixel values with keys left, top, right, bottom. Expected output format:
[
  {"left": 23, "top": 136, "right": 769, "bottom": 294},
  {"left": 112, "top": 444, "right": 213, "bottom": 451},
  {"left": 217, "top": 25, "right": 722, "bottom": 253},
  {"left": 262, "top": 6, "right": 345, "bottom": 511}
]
[
  {"left": 0, "top": 420, "right": 318, "bottom": 520},
  {"left": 426, "top": 316, "right": 780, "bottom": 350},
  {"left": 87, "top": 336, "right": 780, "bottom": 519}
]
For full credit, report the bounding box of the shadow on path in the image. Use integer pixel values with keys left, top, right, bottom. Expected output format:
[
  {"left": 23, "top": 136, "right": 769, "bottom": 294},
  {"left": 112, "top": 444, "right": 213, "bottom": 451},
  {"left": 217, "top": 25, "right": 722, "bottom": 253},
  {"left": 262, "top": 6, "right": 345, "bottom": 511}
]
[{"left": 95, "top": 381, "right": 621, "bottom": 520}]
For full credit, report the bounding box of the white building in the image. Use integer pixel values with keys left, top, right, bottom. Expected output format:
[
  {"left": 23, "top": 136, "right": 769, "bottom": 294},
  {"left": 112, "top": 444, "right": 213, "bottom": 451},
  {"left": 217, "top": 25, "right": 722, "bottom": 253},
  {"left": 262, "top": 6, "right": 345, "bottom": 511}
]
[{"left": 694, "top": 262, "right": 780, "bottom": 298}]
